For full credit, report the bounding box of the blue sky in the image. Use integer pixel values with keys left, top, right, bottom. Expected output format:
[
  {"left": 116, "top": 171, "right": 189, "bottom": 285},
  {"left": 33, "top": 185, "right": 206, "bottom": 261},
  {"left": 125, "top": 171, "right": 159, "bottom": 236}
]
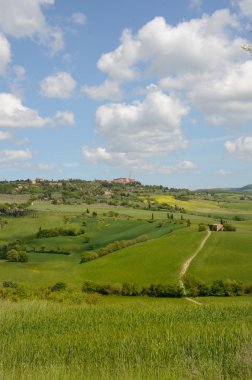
[{"left": 0, "top": 0, "right": 252, "bottom": 189}]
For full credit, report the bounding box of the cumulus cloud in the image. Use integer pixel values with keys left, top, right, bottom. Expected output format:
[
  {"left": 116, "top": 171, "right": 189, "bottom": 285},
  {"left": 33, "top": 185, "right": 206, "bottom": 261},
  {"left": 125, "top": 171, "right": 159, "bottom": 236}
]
[
  {"left": 82, "top": 87, "right": 191, "bottom": 174},
  {"left": 53, "top": 111, "right": 75, "bottom": 125},
  {"left": 225, "top": 136, "right": 252, "bottom": 160},
  {"left": 0, "top": 0, "right": 64, "bottom": 54},
  {"left": 0, "top": 93, "right": 50, "bottom": 128},
  {"left": 97, "top": 11, "right": 242, "bottom": 82},
  {"left": 93, "top": 10, "right": 252, "bottom": 128},
  {"left": 0, "top": 33, "right": 11, "bottom": 75},
  {"left": 82, "top": 80, "right": 123, "bottom": 101},
  {"left": 70, "top": 12, "right": 86, "bottom": 25},
  {"left": 0, "top": 149, "right": 32, "bottom": 164},
  {"left": 40, "top": 72, "right": 76, "bottom": 99},
  {"left": 187, "top": 61, "right": 252, "bottom": 126},
  {"left": 95, "top": 86, "right": 188, "bottom": 155}
]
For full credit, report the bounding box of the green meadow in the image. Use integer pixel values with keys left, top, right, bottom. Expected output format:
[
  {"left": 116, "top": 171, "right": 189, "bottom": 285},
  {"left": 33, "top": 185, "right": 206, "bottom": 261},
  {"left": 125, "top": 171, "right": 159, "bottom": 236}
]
[
  {"left": 188, "top": 227, "right": 252, "bottom": 284},
  {"left": 0, "top": 297, "right": 252, "bottom": 380},
  {"left": 1, "top": 183, "right": 252, "bottom": 379}
]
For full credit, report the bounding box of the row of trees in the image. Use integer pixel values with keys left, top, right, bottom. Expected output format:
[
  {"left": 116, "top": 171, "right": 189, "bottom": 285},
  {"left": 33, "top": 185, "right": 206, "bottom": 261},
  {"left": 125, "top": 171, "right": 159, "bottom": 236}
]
[
  {"left": 184, "top": 276, "right": 249, "bottom": 297},
  {"left": 82, "top": 281, "right": 183, "bottom": 297},
  {"left": 37, "top": 226, "right": 85, "bottom": 238},
  {"left": 80, "top": 234, "right": 148, "bottom": 263}
]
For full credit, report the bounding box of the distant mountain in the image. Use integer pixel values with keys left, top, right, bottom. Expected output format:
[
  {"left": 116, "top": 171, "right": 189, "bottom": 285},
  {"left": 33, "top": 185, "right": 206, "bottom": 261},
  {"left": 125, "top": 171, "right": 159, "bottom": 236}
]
[
  {"left": 234, "top": 184, "right": 252, "bottom": 192},
  {"left": 196, "top": 184, "right": 252, "bottom": 193}
]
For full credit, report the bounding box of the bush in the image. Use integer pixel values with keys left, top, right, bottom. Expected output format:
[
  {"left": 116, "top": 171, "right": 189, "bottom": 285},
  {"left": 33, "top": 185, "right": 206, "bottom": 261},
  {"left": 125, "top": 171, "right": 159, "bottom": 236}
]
[
  {"left": 80, "top": 252, "right": 98, "bottom": 263},
  {"left": 223, "top": 223, "right": 236, "bottom": 231},
  {"left": 6, "top": 249, "right": 28, "bottom": 262},
  {"left": 51, "top": 282, "right": 67, "bottom": 292},
  {"left": 122, "top": 282, "right": 140, "bottom": 296},
  {"left": 198, "top": 224, "right": 207, "bottom": 232},
  {"left": 2, "top": 280, "right": 18, "bottom": 288}
]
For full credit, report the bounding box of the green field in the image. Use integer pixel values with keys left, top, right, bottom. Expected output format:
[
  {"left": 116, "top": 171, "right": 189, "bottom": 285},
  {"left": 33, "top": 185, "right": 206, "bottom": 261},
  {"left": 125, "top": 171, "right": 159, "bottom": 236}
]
[
  {"left": 188, "top": 228, "right": 252, "bottom": 284},
  {"left": 1, "top": 182, "right": 252, "bottom": 379},
  {"left": 0, "top": 297, "right": 252, "bottom": 380}
]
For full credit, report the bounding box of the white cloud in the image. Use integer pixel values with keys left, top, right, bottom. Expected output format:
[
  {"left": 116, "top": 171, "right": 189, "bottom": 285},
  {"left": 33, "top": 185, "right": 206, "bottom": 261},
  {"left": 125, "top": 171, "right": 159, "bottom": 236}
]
[
  {"left": 0, "top": 93, "right": 50, "bottom": 128},
  {"left": 0, "top": 0, "right": 63, "bottom": 54},
  {"left": 70, "top": 12, "right": 86, "bottom": 25},
  {"left": 54, "top": 111, "right": 75, "bottom": 125},
  {"left": 82, "top": 87, "right": 190, "bottom": 174},
  {"left": 97, "top": 11, "right": 242, "bottom": 81},
  {"left": 95, "top": 86, "right": 188, "bottom": 155},
  {"left": 0, "top": 131, "right": 11, "bottom": 141},
  {"left": 238, "top": 0, "right": 252, "bottom": 17},
  {"left": 82, "top": 146, "right": 195, "bottom": 174},
  {"left": 0, "top": 149, "right": 32, "bottom": 164},
  {"left": 0, "top": 33, "right": 11, "bottom": 75},
  {"left": 40, "top": 72, "right": 76, "bottom": 99},
  {"left": 94, "top": 10, "right": 252, "bottom": 127},
  {"left": 225, "top": 136, "right": 252, "bottom": 160},
  {"left": 187, "top": 61, "right": 252, "bottom": 126},
  {"left": 82, "top": 80, "right": 123, "bottom": 101}
]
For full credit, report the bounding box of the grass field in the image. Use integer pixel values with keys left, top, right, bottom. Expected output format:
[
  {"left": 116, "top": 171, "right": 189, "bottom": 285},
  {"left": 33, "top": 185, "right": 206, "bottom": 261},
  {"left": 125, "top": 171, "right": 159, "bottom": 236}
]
[
  {"left": 0, "top": 226, "right": 201, "bottom": 287},
  {"left": 188, "top": 228, "right": 252, "bottom": 284},
  {"left": 0, "top": 297, "right": 252, "bottom": 379},
  {"left": 0, "top": 189, "right": 252, "bottom": 379}
]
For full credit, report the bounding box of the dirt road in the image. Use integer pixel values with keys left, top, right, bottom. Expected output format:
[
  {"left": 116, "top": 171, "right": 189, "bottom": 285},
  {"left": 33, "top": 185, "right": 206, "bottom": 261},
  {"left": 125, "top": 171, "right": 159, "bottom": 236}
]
[{"left": 179, "top": 230, "right": 211, "bottom": 296}]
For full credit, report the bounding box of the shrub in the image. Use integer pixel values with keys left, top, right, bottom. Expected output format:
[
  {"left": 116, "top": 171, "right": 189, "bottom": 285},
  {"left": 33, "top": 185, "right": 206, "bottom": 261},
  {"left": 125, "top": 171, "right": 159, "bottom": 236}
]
[
  {"left": 6, "top": 249, "right": 28, "bottom": 262},
  {"left": 80, "top": 252, "right": 98, "bottom": 263},
  {"left": 122, "top": 282, "right": 140, "bottom": 296},
  {"left": 198, "top": 224, "right": 207, "bottom": 232},
  {"left": 245, "top": 284, "right": 252, "bottom": 294},
  {"left": 51, "top": 282, "right": 67, "bottom": 292},
  {"left": 223, "top": 223, "right": 236, "bottom": 231},
  {"left": 2, "top": 280, "right": 18, "bottom": 288}
]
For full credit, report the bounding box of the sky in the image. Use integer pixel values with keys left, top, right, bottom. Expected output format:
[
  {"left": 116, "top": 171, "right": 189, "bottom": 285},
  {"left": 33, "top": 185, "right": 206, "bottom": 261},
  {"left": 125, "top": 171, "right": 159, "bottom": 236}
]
[{"left": 0, "top": 0, "right": 252, "bottom": 189}]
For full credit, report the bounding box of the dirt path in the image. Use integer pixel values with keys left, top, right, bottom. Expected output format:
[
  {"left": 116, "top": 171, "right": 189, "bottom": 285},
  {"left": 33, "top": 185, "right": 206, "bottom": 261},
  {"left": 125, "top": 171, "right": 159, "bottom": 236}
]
[{"left": 179, "top": 230, "right": 211, "bottom": 302}]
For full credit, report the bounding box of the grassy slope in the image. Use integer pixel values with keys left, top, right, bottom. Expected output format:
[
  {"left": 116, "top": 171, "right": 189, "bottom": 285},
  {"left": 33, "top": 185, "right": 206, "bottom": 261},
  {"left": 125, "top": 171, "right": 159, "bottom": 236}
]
[
  {"left": 0, "top": 226, "right": 203, "bottom": 287},
  {"left": 78, "top": 228, "right": 204, "bottom": 286},
  {"left": 188, "top": 224, "right": 252, "bottom": 284}
]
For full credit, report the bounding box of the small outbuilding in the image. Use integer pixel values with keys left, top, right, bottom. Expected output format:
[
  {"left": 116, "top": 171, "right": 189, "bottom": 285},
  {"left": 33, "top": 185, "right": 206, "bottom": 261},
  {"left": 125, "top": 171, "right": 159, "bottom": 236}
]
[{"left": 209, "top": 223, "right": 224, "bottom": 231}]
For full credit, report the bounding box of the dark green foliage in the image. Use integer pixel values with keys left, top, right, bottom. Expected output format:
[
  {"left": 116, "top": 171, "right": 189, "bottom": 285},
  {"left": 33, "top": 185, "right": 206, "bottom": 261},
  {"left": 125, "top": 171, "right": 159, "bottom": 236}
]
[
  {"left": 82, "top": 281, "right": 121, "bottom": 295},
  {"left": 82, "top": 280, "right": 182, "bottom": 298},
  {"left": 198, "top": 223, "right": 207, "bottom": 232},
  {"left": 184, "top": 275, "right": 244, "bottom": 297},
  {"left": 51, "top": 282, "right": 67, "bottom": 292},
  {"left": 37, "top": 226, "right": 85, "bottom": 238},
  {"left": 145, "top": 284, "right": 183, "bottom": 298},
  {"left": 223, "top": 223, "right": 236, "bottom": 231},
  {"left": 6, "top": 249, "right": 28, "bottom": 262},
  {"left": 80, "top": 252, "right": 98, "bottom": 263},
  {"left": 122, "top": 282, "right": 140, "bottom": 296},
  {"left": 2, "top": 280, "right": 18, "bottom": 288}
]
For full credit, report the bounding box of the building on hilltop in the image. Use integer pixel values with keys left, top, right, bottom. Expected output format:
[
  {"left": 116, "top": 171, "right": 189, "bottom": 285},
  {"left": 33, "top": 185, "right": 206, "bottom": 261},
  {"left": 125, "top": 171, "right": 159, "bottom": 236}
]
[{"left": 111, "top": 177, "right": 138, "bottom": 185}]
